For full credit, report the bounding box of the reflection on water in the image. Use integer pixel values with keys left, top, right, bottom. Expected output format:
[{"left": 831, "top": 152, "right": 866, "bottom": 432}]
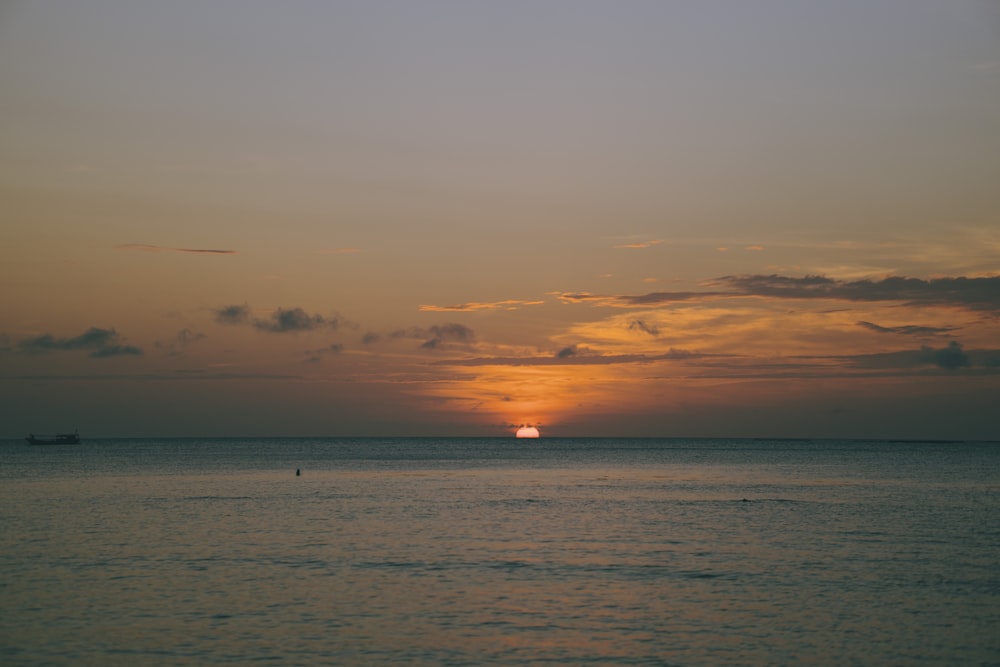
[{"left": 1, "top": 438, "right": 998, "bottom": 665}]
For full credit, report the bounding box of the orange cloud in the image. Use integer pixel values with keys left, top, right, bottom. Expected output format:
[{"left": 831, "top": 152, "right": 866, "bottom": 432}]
[
  {"left": 419, "top": 299, "right": 545, "bottom": 312},
  {"left": 614, "top": 239, "right": 664, "bottom": 249}
]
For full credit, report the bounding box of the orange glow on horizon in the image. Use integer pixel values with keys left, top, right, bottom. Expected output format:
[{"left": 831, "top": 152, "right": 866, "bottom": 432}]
[{"left": 515, "top": 426, "right": 540, "bottom": 438}]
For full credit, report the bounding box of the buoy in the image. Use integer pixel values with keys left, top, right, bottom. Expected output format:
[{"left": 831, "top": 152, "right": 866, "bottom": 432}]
[{"left": 296, "top": 468, "right": 301, "bottom": 476}]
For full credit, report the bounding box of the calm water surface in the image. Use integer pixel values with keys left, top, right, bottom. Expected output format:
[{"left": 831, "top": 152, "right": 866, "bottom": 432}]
[{"left": 1, "top": 438, "right": 998, "bottom": 666}]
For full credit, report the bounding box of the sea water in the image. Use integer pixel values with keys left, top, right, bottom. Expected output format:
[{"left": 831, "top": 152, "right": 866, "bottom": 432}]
[{"left": 1, "top": 438, "right": 997, "bottom": 666}]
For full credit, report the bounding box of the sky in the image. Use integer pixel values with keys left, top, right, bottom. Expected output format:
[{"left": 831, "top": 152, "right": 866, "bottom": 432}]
[{"left": 2, "top": 0, "right": 999, "bottom": 439}]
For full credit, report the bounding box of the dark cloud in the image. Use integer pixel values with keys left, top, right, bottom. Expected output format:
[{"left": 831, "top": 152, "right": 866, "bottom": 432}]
[
  {"left": 214, "top": 304, "right": 251, "bottom": 325},
  {"left": 255, "top": 307, "right": 332, "bottom": 333},
  {"left": 384, "top": 324, "right": 476, "bottom": 349},
  {"left": 628, "top": 320, "right": 661, "bottom": 336},
  {"left": 579, "top": 274, "right": 1000, "bottom": 311},
  {"left": 920, "top": 341, "right": 970, "bottom": 370},
  {"left": 622, "top": 291, "right": 722, "bottom": 306},
  {"left": 843, "top": 341, "right": 972, "bottom": 371},
  {"left": 713, "top": 274, "right": 1000, "bottom": 311},
  {"left": 857, "top": 321, "right": 956, "bottom": 336},
  {"left": 214, "top": 304, "right": 346, "bottom": 333},
  {"left": 361, "top": 332, "right": 381, "bottom": 345},
  {"left": 420, "top": 323, "right": 476, "bottom": 349},
  {"left": 16, "top": 327, "right": 142, "bottom": 358},
  {"left": 556, "top": 345, "right": 578, "bottom": 358}
]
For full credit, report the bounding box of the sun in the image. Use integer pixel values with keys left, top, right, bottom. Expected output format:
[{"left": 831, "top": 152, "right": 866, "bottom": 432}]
[{"left": 515, "top": 425, "right": 540, "bottom": 439}]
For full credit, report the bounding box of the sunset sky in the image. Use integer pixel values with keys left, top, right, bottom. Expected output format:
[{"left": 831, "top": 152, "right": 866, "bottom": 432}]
[{"left": 2, "top": 1, "right": 999, "bottom": 438}]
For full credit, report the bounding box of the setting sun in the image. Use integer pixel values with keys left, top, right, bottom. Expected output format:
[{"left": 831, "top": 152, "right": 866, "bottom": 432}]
[{"left": 515, "top": 426, "right": 540, "bottom": 439}]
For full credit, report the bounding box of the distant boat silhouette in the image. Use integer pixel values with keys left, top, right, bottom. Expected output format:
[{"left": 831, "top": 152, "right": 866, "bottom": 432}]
[{"left": 26, "top": 431, "right": 80, "bottom": 445}]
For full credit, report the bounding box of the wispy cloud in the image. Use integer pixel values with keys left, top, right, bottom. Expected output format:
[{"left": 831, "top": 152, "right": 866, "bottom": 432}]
[
  {"left": 438, "top": 349, "right": 705, "bottom": 367},
  {"left": 553, "top": 291, "right": 717, "bottom": 307},
  {"left": 613, "top": 239, "right": 664, "bottom": 249},
  {"left": 419, "top": 299, "right": 545, "bottom": 312},
  {"left": 116, "top": 243, "right": 236, "bottom": 254},
  {"left": 316, "top": 247, "right": 361, "bottom": 255},
  {"left": 304, "top": 343, "right": 345, "bottom": 364},
  {"left": 155, "top": 328, "right": 207, "bottom": 356},
  {"left": 14, "top": 371, "right": 302, "bottom": 382},
  {"left": 856, "top": 321, "right": 956, "bottom": 336},
  {"left": 16, "top": 327, "right": 142, "bottom": 358}
]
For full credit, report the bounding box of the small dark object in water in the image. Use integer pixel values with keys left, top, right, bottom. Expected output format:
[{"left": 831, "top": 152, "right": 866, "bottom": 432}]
[
  {"left": 296, "top": 468, "right": 301, "bottom": 476},
  {"left": 742, "top": 498, "right": 750, "bottom": 502}
]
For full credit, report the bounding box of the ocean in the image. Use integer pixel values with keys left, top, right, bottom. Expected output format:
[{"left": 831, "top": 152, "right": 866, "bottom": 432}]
[{"left": 1, "top": 437, "right": 997, "bottom": 666}]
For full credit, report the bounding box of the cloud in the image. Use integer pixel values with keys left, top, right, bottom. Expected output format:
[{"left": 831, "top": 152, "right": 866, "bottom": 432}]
[
  {"left": 554, "top": 291, "right": 718, "bottom": 307},
  {"left": 304, "top": 343, "right": 345, "bottom": 364},
  {"left": 214, "top": 304, "right": 346, "bottom": 333},
  {"left": 837, "top": 341, "right": 972, "bottom": 372},
  {"left": 387, "top": 323, "right": 477, "bottom": 349},
  {"left": 614, "top": 239, "right": 664, "bottom": 249},
  {"left": 920, "top": 341, "right": 970, "bottom": 370},
  {"left": 255, "top": 307, "right": 332, "bottom": 333},
  {"left": 175, "top": 328, "right": 206, "bottom": 346},
  {"left": 117, "top": 243, "right": 236, "bottom": 254},
  {"left": 439, "top": 349, "right": 705, "bottom": 367},
  {"left": 561, "top": 274, "right": 1000, "bottom": 311},
  {"left": 713, "top": 274, "right": 1000, "bottom": 311},
  {"left": 857, "top": 321, "right": 956, "bottom": 336},
  {"left": 89, "top": 344, "right": 144, "bottom": 358},
  {"left": 16, "top": 327, "right": 142, "bottom": 358},
  {"left": 419, "top": 299, "right": 545, "bottom": 312},
  {"left": 361, "top": 332, "right": 381, "bottom": 345},
  {"left": 156, "top": 328, "right": 207, "bottom": 356},
  {"left": 619, "top": 291, "right": 723, "bottom": 306},
  {"left": 420, "top": 323, "right": 476, "bottom": 349},
  {"left": 214, "top": 304, "right": 252, "bottom": 324},
  {"left": 628, "top": 320, "right": 661, "bottom": 336}
]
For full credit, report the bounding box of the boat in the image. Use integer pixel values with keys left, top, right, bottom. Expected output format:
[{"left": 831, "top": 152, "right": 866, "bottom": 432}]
[{"left": 26, "top": 431, "right": 80, "bottom": 445}]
